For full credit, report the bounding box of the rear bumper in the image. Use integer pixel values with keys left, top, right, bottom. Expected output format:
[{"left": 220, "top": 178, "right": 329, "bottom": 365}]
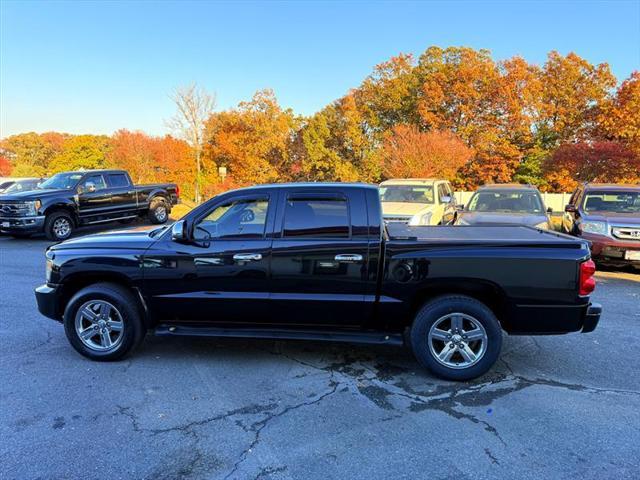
[
  {"left": 34, "top": 284, "right": 62, "bottom": 321},
  {"left": 0, "top": 215, "right": 45, "bottom": 234},
  {"left": 582, "top": 303, "right": 602, "bottom": 333},
  {"left": 507, "top": 301, "right": 602, "bottom": 335},
  {"left": 581, "top": 232, "right": 640, "bottom": 265}
]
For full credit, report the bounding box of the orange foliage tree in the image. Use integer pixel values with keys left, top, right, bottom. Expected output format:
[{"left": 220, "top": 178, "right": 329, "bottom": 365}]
[
  {"left": 0, "top": 154, "right": 12, "bottom": 176},
  {"left": 378, "top": 125, "right": 473, "bottom": 179},
  {"left": 544, "top": 141, "right": 640, "bottom": 191},
  {"left": 204, "top": 90, "right": 297, "bottom": 186},
  {"left": 597, "top": 71, "right": 640, "bottom": 153},
  {"left": 109, "top": 129, "right": 193, "bottom": 197}
]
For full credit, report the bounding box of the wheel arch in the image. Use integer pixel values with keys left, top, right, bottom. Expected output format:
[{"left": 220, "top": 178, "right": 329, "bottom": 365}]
[
  {"left": 58, "top": 273, "right": 150, "bottom": 327},
  {"left": 408, "top": 279, "right": 510, "bottom": 329},
  {"left": 43, "top": 204, "right": 78, "bottom": 226}
]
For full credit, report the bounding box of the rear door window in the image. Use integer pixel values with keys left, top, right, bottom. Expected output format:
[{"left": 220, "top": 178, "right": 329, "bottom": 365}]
[
  {"left": 107, "top": 173, "right": 129, "bottom": 188},
  {"left": 283, "top": 196, "right": 350, "bottom": 238}
]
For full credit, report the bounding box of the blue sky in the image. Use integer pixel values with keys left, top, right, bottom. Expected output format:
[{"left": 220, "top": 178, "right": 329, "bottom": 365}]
[{"left": 1, "top": 0, "right": 639, "bottom": 137}]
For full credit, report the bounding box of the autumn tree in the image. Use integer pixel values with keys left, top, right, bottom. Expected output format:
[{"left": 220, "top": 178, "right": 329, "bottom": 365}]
[
  {"left": 0, "top": 154, "right": 12, "bottom": 176},
  {"left": 0, "top": 132, "right": 66, "bottom": 176},
  {"left": 47, "top": 135, "right": 112, "bottom": 172},
  {"left": 544, "top": 141, "right": 640, "bottom": 191},
  {"left": 298, "top": 112, "right": 359, "bottom": 181},
  {"left": 536, "top": 51, "right": 616, "bottom": 149},
  {"left": 108, "top": 130, "right": 155, "bottom": 183},
  {"left": 169, "top": 83, "right": 215, "bottom": 203},
  {"left": 597, "top": 71, "right": 640, "bottom": 153},
  {"left": 355, "top": 54, "right": 419, "bottom": 133},
  {"left": 204, "top": 89, "right": 297, "bottom": 185},
  {"left": 378, "top": 125, "right": 473, "bottom": 180}
]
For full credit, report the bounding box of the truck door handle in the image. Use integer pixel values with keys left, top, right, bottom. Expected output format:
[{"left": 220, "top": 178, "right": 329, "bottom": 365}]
[
  {"left": 334, "top": 254, "right": 363, "bottom": 263},
  {"left": 233, "top": 253, "right": 262, "bottom": 262}
]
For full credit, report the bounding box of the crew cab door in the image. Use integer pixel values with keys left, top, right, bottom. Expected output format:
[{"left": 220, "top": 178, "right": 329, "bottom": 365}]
[
  {"left": 106, "top": 172, "right": 137, "bottom": 216},
  {"left": 269, "top": 188, "right": 371, "bottom": 327},
  {"left": 77, "top": 173, "right": 112, "bottom": 220},
  {"left": 143, "top": 191, "right": 275, "bottom": 324}
]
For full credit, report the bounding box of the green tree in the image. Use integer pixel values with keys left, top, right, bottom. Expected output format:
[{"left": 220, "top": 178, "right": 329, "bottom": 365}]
[{"left": 48, "top": 135, "right": 112, "bottom": 173}]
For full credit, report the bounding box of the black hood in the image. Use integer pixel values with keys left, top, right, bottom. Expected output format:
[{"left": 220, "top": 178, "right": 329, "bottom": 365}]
[
  {"left": 50, "top": 226, "right": 161, "bottom": 251},
  {"left": 0, "top": 188, "right": 71, "bottom": 202}
]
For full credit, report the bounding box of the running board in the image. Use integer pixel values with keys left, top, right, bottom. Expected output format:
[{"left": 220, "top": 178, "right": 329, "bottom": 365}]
[{"left": 154, "top": 325, "right": 404, "bottom": 346}]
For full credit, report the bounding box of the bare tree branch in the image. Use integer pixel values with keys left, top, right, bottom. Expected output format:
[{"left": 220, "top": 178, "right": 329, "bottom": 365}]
[{"left": 167, "top": 83, "right": 215, "bottom": 203}]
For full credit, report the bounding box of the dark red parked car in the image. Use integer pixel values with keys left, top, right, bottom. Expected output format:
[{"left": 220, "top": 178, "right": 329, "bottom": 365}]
[{"left": 562, "top": 183, "right": 640, "bottom": 270}]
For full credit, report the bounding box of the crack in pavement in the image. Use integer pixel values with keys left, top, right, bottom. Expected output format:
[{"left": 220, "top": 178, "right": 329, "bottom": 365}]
[{"left": 224, "top": 375, "right": 340, "bottom": 480}]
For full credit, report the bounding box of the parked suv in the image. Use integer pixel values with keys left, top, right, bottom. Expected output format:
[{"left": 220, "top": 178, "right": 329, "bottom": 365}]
[
  {"left": 455, "top": 184, "right": 553, "bottom": 229},
  {"left": 379, "top": 179, "right": 456, "bottom": 225},
  {"left": 563, "top": 183, "right": 640, "bottom": 269}
]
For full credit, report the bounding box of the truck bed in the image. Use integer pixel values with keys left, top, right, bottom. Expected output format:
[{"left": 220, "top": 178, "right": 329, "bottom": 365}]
[{"left": 386, "top": 224, "right": 585, "bottom": 248}]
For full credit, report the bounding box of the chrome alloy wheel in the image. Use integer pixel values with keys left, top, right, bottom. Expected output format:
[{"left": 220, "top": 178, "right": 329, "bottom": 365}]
[
  {"left": 74, "top": 300, "right": 124, "bottom": 352},
  {"left": 155, "top": 206, "right": 167, "bottom": 222},
  {"left": 53, "top": 217, "right": 71, "bottom": 238},
  {"left": 428, "top": 313, "right": 488, "bottom": 369}
]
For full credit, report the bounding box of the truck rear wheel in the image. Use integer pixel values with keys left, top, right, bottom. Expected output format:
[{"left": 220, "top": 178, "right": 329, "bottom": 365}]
[
  {"left": 63, "top": 282, "right": 146, "bottom": 361},
  {"left": 409, "top": 295, "right": 502, "bottom": 381},
  {"left": 44, "top": 211, "right": 74, "bottom": 241},
  {"left": 148, "top": 198, "right": 168, "bottom": 224}
]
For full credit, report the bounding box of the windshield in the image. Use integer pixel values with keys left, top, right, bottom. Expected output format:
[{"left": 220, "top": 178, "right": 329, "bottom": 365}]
[
  {"left": 583, "top": 191, "right": 640, "bottom": 213},
  {"left": 5, "top": 180, "right": 40, "bottom": 193},
  {"left": 468, "top": 191, "right": 544, "bottom": 213},
  {"left": 379, "top": 185, "right": 434, "bottom": 204},
  {"left": 39, "top": 173, "right": 84, "bottom": 190}
]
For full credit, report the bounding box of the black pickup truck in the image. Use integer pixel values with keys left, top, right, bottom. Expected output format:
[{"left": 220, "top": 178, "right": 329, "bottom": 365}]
[
  {"left": 0, "top": 169, "right": 179, "bottom": 240},
  {"left": 35, "top": 183, "right": 601, "bottom": 380}
]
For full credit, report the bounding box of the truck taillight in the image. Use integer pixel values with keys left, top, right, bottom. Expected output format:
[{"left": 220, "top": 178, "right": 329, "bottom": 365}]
[
  {"left": 579, "top": 259, "right": 596, "bottom": 296},
  {"left": 176, "top": 185, "right": 180, "bottom": 198}
]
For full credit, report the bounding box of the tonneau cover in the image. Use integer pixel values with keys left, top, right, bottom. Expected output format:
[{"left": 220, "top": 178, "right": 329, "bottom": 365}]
[{"left": 387, "top": 224, "right": 585, "bottom": 247}]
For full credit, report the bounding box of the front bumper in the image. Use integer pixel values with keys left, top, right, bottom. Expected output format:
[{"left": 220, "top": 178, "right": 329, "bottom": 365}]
[
  {"left": 0, "top": 215, "right": 46, "bottom": 234},
  {"left": 580, "top": 232, "right": 640, "bottom": 265},
  {"left": 582, "top": 303, "right": 602, "bottom": 333},
  {"left": 35, "top": 284, "right": 62, "bottom": 321}
]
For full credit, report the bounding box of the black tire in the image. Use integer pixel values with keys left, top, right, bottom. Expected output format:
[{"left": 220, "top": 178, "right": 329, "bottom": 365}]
[
  {"left": 148, "top": 198, "right": 169, "bottom": 224},
  {"left": 44, "top": 211, "right": 74, "bottom": 241},
  {"left": 63, "top": 282, "right": 146, "bottom": 361},
  {"left": 409, "top": 295, "right": 502, "bottom": 381}
]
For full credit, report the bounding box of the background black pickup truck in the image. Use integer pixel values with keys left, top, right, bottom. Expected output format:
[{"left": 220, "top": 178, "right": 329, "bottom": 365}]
[
  {"left": 35, "top": 183, "right": 601, "bottom": 380},
  {"left": 0, "top": 169, "right": 179, "bottom": 240}
]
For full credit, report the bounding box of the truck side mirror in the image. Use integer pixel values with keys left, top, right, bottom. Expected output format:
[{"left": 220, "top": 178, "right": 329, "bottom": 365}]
[
  {"left": 564, "top": 204, "right": 576, "bottom": 213},
  {"left": 171, "top": 220, "right": 188, "bottom": 242}
]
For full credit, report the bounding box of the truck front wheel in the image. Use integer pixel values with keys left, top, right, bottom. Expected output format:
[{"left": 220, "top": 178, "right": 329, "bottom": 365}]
[
  {"left": 410, "top": 295, "right": 502, "bottom": 381},
  {"left": 148, "top": 198, "right": 168, "bottom": 224},
  {"left": 44, "top": 211, "right": 74, "bottom": 241},
  {"left": 63, "top": 282, "right": 146, "bottom": 361}
]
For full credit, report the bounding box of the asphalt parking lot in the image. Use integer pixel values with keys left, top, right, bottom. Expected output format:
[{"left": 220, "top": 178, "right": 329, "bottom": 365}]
[{"left": 1, "top": 229, "right": 639, "bottom": 480}]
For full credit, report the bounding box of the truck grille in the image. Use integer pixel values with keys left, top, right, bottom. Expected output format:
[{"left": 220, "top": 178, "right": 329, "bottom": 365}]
[
  {"left": 612, "top": 226, "right": 640, "bottom": 241},
  {"left": 0, "top": 202, "right": 31, "bottom": 217},
  {"left": 384, "top": 215, "right": 412, "bottom": 223}
]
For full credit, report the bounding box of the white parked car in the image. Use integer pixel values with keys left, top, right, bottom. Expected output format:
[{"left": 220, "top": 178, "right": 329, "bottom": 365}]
[{"left": 379, "top": 179, "right": 456, "bottom": 226}]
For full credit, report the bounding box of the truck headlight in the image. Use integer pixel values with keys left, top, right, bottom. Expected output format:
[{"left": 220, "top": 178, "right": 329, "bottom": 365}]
[
  {"left": 580, "top": 221, "right": 607, "bottom": 235},
  {"left": 45, "top": 249, "right": 54, "bottom": 282},
  {"left": 26, "top": 200, "right": 41, "bottom": 216},
  {"left": 409, "top": 212, "right": 432, "bottom": 226}
]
